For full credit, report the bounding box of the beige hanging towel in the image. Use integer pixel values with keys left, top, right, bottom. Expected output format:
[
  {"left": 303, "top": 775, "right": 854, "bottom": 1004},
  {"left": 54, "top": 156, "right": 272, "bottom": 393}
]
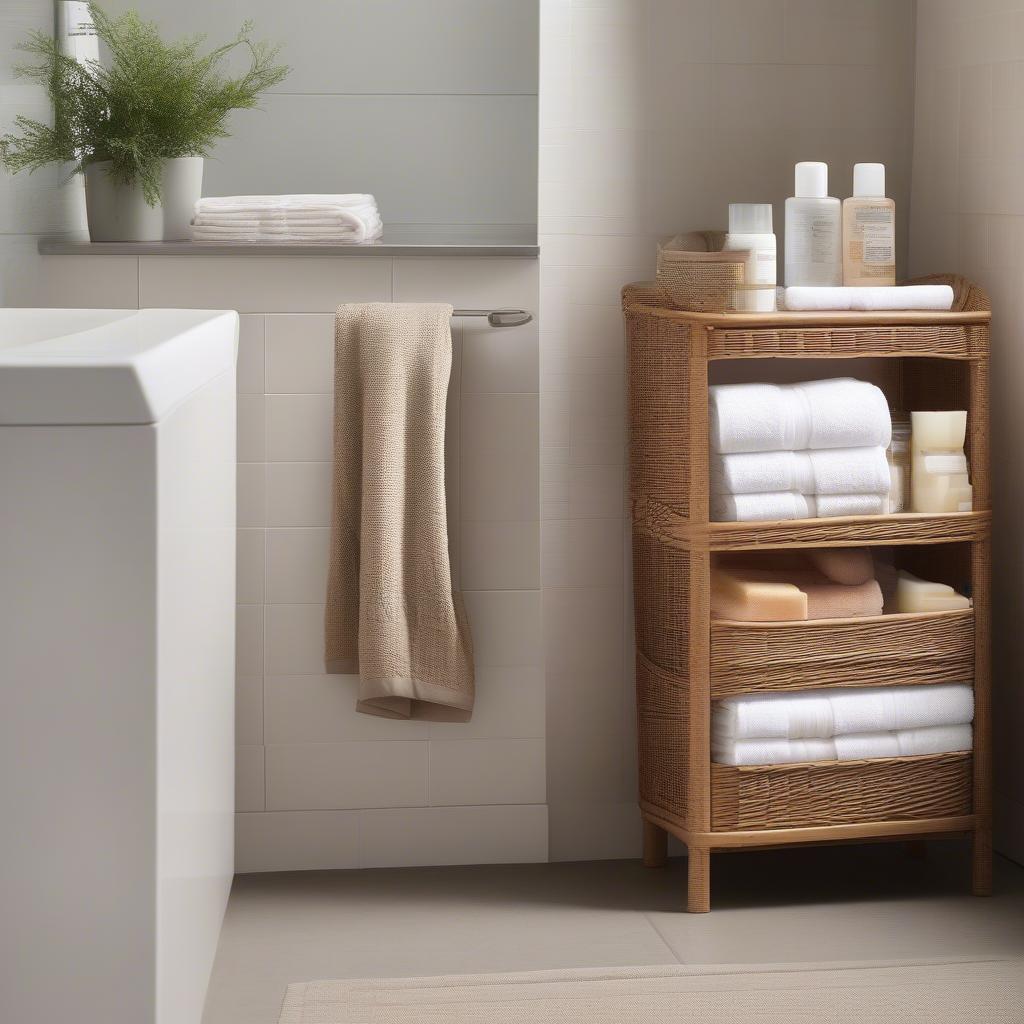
[{"left": 325, "top": 302, "right": 474, "bottom": 720}]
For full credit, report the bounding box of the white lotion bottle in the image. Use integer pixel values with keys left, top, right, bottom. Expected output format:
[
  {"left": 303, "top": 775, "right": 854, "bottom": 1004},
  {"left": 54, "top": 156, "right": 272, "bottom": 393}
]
[
  {"left": 723, "top": 203, "right": 776, "bottom": 312},
  {"left": 785, "top": 161, "right": 842, "bottom": 287}
]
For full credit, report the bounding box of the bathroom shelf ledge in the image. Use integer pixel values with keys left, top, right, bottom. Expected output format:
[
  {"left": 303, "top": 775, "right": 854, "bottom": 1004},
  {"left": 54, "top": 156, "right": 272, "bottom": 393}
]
[
  {"left": 633, "top": 497, "right": 991, "bottom": 551},
  {"left": 37, "top": 225, "right": 539, "bottom": 259}
]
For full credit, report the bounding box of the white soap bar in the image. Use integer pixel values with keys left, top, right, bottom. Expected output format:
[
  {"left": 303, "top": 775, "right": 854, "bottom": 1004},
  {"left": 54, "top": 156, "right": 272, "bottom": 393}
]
[
  {"left": 895, "top": 569, "right": 971, "bottom": 613},
  {"left": 910, "top": 411, "right": 972, "bottom": 513}
]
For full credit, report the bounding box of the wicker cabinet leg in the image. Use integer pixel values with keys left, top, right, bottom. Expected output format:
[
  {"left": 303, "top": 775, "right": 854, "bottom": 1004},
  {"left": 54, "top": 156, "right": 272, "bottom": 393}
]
[
  {"left": 643, "top": 820, "right": 668, "bottom": 868},
  {"left": 972, "top": 829, "right": 993, "bottom": 896},
  {"left": 686, "top": 848, "right": 711, "bottom": 913}
]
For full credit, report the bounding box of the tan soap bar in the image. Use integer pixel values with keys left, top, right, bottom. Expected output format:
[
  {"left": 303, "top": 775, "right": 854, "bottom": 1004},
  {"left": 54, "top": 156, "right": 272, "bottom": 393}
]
[
  {"left": 711, "top": 568, "right": 808, "bottom": 622},
  {"left": 895, "top": 569, "right": 971, "bottom": 613}
]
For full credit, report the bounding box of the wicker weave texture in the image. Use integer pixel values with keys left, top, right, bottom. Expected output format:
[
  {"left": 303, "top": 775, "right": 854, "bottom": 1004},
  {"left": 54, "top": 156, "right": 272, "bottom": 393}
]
[
  {"left": 710, "top": 610, "right": 975, "bottom": 696},
  {"left": 711, "top": 753, "right": 973, "bottom": 831},
  {"left": 636, "top": 654, "right": 689, "bottom": 829}
]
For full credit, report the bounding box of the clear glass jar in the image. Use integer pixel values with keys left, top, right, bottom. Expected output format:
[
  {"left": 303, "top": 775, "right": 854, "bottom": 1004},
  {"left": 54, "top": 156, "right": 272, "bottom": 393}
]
[{"left": 886, "top": 418, "right": 911, "bottom": 513}]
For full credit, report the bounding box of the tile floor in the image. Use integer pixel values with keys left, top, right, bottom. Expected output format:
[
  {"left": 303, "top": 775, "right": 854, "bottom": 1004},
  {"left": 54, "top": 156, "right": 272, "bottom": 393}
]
[{"left": 202, "top": 843, "right": 1024, "bottom": 1024}]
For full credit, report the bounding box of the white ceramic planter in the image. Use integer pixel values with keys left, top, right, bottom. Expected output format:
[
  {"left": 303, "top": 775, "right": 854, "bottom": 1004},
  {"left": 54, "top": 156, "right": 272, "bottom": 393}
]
[{"left": 85, "top": 156, "right": 203, "bottom": 242}]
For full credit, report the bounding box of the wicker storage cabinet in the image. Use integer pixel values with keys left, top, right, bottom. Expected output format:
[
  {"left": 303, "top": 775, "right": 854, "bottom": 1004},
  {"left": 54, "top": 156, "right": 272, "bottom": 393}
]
[{"left": 624, "top": 275, "right": 992, "bottom": 912}]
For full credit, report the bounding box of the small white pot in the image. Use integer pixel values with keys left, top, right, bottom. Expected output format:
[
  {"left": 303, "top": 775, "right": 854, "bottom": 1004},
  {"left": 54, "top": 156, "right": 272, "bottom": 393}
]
[{"left": 85, "top": 156, "right": 203, "bottom": 242}]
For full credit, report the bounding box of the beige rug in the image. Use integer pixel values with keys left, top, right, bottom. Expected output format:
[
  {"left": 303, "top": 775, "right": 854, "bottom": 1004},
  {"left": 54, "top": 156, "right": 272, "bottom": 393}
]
[{"left": 280, "top": 957, "right": 1024, "bottom": 1023}]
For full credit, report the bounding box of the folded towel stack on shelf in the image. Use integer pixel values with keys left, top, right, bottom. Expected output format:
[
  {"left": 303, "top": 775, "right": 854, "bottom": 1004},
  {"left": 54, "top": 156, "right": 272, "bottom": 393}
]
[
  {"left": 191, "top": 194, "right": 383, "bottom": 244},
  {"left": 709, "top": 377, "right": 892, "bottom": 522},
  {"left": 712, "top": 547, "right": 883, "bottom": 621},
  {"left": 712, "top": 682, "right": 974, "bottom": 765}
]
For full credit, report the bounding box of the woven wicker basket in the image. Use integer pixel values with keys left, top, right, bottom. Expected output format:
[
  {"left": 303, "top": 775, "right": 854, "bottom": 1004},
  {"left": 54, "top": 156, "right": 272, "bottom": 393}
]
[
  {"left": 625, "top": 274, "right": 993, "bottom": 912},
  {"left": 656, "top": 232, "right": 748, "bottom": 313}
]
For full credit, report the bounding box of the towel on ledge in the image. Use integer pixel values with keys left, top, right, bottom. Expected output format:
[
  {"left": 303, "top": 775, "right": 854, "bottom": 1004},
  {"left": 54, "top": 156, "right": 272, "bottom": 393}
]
[
  {"left": 711, "top": 491, "right": 888, "bottom": 522},
  {"left": 324, "top": 303, "right": 474, "bottom": 721},
  {"left": 713, "top": 683, "right": 974, "bottom": 742},
  {"left": 710, "top": 446, "right": 890, "bottom": 496},
  {"left": 712, "top": 724, "right": 972, "bottom": 766},
  {"left": 192, "top": 194, "right": 383, "bottom": 244},
  {"left": 709, "top": 378, "right": 892, "bottom": 454},
  {"left": 783, "top": 284, "right": 955, "bottom": 312}
]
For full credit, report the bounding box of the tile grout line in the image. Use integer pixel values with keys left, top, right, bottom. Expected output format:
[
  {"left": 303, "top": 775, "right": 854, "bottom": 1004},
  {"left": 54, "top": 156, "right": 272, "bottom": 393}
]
[{"left": 641, "top": 909, "right": 687, "bottom": 965}]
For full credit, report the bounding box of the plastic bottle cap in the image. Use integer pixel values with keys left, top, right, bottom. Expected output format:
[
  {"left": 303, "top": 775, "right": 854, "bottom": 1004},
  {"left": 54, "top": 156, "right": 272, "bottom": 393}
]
[
  {"left": 728, "top": 203, "right": 773, "bottom": 234},
  {"left": 794, "top": 161, "right": 828, "bottom": 198},
  {"left": 853, "top": 162, "right": 886, "bottom": 198}
]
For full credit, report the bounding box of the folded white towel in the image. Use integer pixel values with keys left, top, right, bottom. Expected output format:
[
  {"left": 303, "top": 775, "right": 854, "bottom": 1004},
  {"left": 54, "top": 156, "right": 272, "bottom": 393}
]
[
  {"left": 709, "top": 378, "right": 892, "bottom": 455},
  {"left": 710, "top": 446, "right": 890, "bottom": 496},
  {"left": 710, "top": 491, "right": 888, "bottom": 522},
  {"left": 783, "top": 285, "right": 955, "bottom": 312},
  {"left": 192, "top": 194, "right": 383, "bottom": 244},
  {"left": 713, "top": 683, "right": 974, "bottom": 742},
  {"left": 712, "top": 724, "right": 972, "bottom": 766}
]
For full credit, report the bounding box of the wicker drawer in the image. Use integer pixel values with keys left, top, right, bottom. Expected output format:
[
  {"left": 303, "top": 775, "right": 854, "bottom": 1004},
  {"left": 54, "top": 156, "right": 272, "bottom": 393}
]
[
  {"left": 711, "top": 752, "right": 973, "bottom": 831},
  {"left": 710, "top": 609, "right": 974, "bottom": 698},
  {"left": 706, "top": 323, "right": 987, "bottom": 359}
]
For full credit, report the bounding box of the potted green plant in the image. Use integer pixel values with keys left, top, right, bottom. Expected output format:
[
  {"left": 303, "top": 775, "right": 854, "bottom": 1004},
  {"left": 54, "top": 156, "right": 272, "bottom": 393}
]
[{"left": 0, "top": 4, "right": 288, "bottom": 241}]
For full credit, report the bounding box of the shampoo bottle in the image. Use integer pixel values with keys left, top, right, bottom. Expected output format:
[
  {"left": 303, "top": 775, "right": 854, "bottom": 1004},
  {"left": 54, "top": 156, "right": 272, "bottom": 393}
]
[
  {"left": 843, "top": 162, "right": 896, "bottom": 286},
  {"left": 784, "top": 161, "right": 841, "bottom": 287},
  {"left": 722, "top": 203, "right": 776, "bottom": 312}
]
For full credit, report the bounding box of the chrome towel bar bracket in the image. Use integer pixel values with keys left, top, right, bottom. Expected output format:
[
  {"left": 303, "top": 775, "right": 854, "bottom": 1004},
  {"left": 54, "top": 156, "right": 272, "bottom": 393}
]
[{"left": 454, "top": 308, "right": 533, "bottom": 328}]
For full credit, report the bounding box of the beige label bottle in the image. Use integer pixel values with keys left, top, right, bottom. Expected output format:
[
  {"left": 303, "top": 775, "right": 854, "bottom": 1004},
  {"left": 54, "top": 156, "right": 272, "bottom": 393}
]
[{"left": 842, "top": 162, "right": 895, "bottom": 286}]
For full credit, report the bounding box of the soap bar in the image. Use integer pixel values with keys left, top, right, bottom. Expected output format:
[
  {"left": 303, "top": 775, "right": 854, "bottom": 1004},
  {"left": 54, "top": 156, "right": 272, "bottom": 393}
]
[
  {"left": 711, "top": 568, "right": 808, "bottom": 622},
  {"left": 910, "top": 410, "right": 972, "bottom": 513},
  {"left": 801, "top": 578, "right": 884, "bottom": 619},
  {"left": 895, "top": 570, "right": 971, "bottom": 613}
]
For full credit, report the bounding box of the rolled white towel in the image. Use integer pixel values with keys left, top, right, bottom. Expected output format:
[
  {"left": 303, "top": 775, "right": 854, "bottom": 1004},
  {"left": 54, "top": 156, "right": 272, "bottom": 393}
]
[
  {"left": 710, "top": 491, "right": 888, "bottom": 522},
  {"left": 783, "top": 285, "right": 955, "bottom": 312},
  {"left": 713, "top": 724, "right": 972, "bottom": 766},
  {"left": 714, "top": 683, "right": 975, "bottom": 742},
  {"left": 710, "top": 446, "right": 890, "bottom": 496},
  {"left": 709, "top": 378, "right": 892, "bottom": 454}
]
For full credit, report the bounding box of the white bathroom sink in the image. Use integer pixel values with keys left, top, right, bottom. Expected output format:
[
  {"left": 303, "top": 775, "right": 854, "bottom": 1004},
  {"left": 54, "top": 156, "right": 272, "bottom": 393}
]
[{"left": 0, "top": 307, "right": 238, "bottom": 424}]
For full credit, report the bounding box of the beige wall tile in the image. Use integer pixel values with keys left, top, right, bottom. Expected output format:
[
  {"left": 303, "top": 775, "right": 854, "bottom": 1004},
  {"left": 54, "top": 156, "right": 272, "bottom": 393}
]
[
  {"left": 266, "top": 462, "right": 332, "bottom": 528},
  {"left": 235, "top": 809, "right": 360, "bottom": 873},
  {"left": 358, "top": 805, "right": 548, "bottom": 868},
  {"left": 236, "top": 315, "right": 266, "bottom": 395},
  {"left": 236, "top": 745, "right": 266, "bottom": 812},
  {"left": 235, "top": 604, "right": 264, "bottom": 678},
  {"left": 428, "top": 738, "right": 546, "bottom": 806},
  {"left": 461, "top": 520, "right": 541, "bottom": 590},
  {"left": 265, "top": 603, "right": 325, "bottom": 676},
  {"left": 463, "top": 590, "right": 543, "bottom": 668},
  {"left": 264, "top": 674, "right": 430, "bottom": 744},
  {"left": 265, "top": 315, "right": 336, "bottom": 394},
  {"left": 236, "top": 528, "right": 266, "bottom": 605},
  {"left": 139, "top": 256, "right": 392, "bottom": 313},
  {"left": 236, "top": 674, "right": 264, "bottom": 747},
  {"left": 266, "top": 395, "right": 334, "bottom": 463},
  {"left": 265, "top": 741, "right": 428, "bottom": 811},
  {"left": 266, "top": 528, "right": 330, "bottom": 605}
]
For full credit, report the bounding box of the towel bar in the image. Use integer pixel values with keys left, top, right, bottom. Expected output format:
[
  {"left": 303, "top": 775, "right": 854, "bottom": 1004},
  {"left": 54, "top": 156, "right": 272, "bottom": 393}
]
[{"left": 453, "top": 308, "right": 533, "bottom": 328}]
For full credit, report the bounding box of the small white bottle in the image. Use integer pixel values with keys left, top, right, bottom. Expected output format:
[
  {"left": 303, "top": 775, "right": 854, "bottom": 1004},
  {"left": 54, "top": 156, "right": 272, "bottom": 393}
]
[
  {"left": 785, "top": 161, "right": 842, "bottom": 287},
  {"left": 723, "top": 203, "right": 776, "bottom": 312}
]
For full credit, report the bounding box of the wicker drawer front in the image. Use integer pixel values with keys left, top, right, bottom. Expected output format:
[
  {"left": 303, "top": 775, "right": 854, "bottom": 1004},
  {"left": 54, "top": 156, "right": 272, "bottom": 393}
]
[
  {"left": 710, "top": 610, "right": 974, "bottom": 697},
  {"left": 707, "top": 323, "right": 987, "bottom": 359},
  {"left": 711, "top": 752, "right": 972, "bottom": 831}
]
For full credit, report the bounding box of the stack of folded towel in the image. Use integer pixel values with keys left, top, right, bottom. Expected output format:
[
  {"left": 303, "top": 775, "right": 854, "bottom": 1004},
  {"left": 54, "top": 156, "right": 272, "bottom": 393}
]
[
  {"left": 709, "top": 377, "right": 892, "bottom": 522},
  {"left": 712, "top": 683, "right": 974, "bottom": 766},
  {"left": 191, "top": 194, "right": 383, "bottom": 244},
  {"left": 712, "top": 548, "right": 883, "bottom": 621}
]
